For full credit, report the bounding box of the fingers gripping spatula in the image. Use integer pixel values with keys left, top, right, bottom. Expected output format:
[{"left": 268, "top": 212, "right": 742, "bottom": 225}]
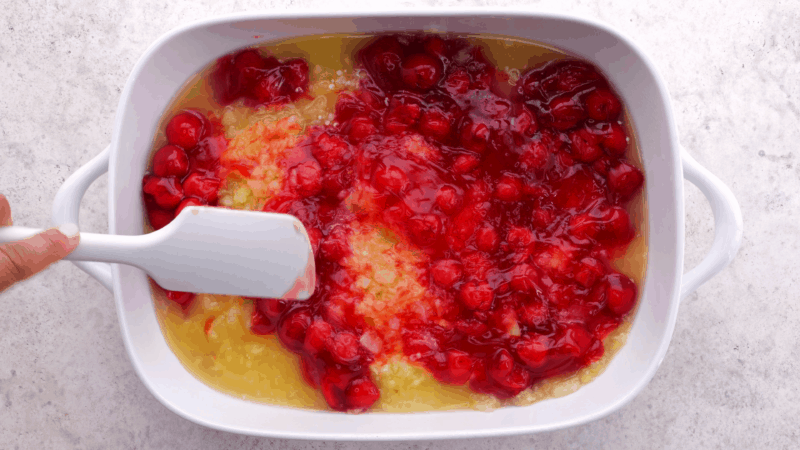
[{"left": 0, "top": 207, "right": 316, "bottom": 299}]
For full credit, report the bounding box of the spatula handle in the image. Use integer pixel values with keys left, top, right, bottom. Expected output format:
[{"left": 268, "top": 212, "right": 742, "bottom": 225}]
[{"left": 0, "top": 226, "right": 145, "bottom": 264}]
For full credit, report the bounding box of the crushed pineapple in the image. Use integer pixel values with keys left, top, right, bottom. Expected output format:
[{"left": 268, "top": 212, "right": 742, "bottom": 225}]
[{"left": 342, "top": 222, "right": 437, "bottom": 353}]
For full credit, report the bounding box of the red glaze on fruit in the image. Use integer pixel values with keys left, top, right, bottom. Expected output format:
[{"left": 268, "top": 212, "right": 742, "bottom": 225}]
[
  {"left": 211, "top": 49, "right": 310, "bottom": 106},
  {"left": 145, "top": 34, "right": 645, "bottom": 413}
]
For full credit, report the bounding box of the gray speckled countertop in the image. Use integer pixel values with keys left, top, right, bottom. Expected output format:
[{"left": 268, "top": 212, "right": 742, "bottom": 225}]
[{"left": 1, "top": 1, "right": 797, "bottom": 448}]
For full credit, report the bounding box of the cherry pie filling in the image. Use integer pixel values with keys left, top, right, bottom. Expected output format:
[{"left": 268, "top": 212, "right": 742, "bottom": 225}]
[{"left": 142, "top": 34, "right": 645, "bottom": 412}]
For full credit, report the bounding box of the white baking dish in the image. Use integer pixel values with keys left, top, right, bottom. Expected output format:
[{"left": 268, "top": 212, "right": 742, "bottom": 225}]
[{"left": 49, "top": 10, "right": 743, "bottom": 440}]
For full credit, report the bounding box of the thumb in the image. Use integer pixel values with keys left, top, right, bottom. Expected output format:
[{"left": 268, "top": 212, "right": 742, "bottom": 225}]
[{"left": 0, "top": 223, "right": 80, "bottom": 292}]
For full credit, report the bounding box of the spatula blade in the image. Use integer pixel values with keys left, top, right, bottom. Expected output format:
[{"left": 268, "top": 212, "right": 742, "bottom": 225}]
[{"left": 145, "top": 207, "right": 315, "bottom": 300}]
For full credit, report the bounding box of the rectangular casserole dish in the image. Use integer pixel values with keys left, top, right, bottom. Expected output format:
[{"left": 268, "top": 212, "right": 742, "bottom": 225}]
[{"left": 49, "top": 9, "right": 742, "bottom": 440}]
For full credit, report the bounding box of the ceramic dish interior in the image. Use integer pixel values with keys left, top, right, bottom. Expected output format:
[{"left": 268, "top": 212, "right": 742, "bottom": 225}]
[{"left": 105, "top": 11, "right": 683, "bottom": 440}]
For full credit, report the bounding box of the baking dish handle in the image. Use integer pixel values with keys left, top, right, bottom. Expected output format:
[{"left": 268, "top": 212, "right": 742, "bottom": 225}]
[
  {"left": 51, "top": 145, "right": 114, "bottom": 292},
  {"left": 680, "top": 146, "right": 743, "bottom": 300}
]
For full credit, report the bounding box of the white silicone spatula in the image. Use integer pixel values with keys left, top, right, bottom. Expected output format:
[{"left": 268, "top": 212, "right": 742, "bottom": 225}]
[{"left": 0, "top": 206, "right": 315, "bottom": 300}]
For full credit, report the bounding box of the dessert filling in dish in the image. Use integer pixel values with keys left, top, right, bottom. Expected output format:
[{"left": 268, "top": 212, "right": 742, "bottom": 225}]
[{"left": 141, "top": 33, "right": 647, "bottom": 413}]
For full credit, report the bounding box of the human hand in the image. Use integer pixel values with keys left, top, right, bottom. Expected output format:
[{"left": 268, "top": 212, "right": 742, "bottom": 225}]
[{"left": 0, "top": 193, "right": 80, "bottom": 292}]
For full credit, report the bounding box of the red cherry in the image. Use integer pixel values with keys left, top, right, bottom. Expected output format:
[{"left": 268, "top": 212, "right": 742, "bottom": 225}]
[
  {"left": 607, "top": 161, "right": 644, "bottom": 198},
  {"left": 515, "top": 334, "right": 552, "bottom": 369},
  {"left": 558, "top": 324, "right": 595, "bottom": 357},
  {"left": 253, "top": 69, "right": 287, "bottom": 103},
  {"left": 459, "top": 119, "right": 491, "bottom": 153},
  {"left": 570, "top": 205, "right": 630, "bottom": 244},
  {"left": 175, "top": 197, "right": 205, "bottom": 217},
  {"left": 435, "top": 185, "right": 462, "bottom": 214},
  {"left": 554, "top": 61, "right": 600, "bottom": 92},
  {"left": 288, "top": 160, "right": 323, "bottom": 197},
  {"left": 489, "top": 304, "right": 520, "bottom": 336},
  {"left": 517, "top": 301, "right": 551, "bottom": 330},
  {"left": 454, "top": 318, "right": 489, "bottom": 336},
  {"left": 606, "top": 273, "right": 637, "bottom": 316},
  {"left": 320, "top": 225, "right": 351, "bottom": 262},
  {"left": 452, "top": 154, "right": 480, "bottom": 174},
  {"left": 360, "top": 36, "right": 403, "bottom": 85},
  {"left": 568, "top": 212, "right": 600, "bottom": 240},
  {"left": 489, "top": 350, "right": 531, "bottom": 395},
  {"left": 299, "top": 356, "right": 320, "bottom": 388},
  {"left": 255, "top": 298, "right": 288, "bottom": 321},
  {"left": 506, "top": 226, "right": 535, "bottom": 248},
  {"left": 552, "top": 168, "right": 604, "bottom": 211},
  {"left": 143, "top": 176, "right": 183, "bottom": 210},
  {"left": 586, "top": 89, "right": 622, "bottom": 121},
  {"left": 345, "top": 377, "right": 380, "bottom": 411},
  {"left": 430, "top": 259, "right": 463, "bottom": 288},
  {"left": 488, "top": 348, "right": 514, "bottom": 380},
  {"left": 277, "top": 308, "right": 312, "bottom": 352},
  {"left": 382, "top": 202, "right": 413, "bottom": 229},
  {"left": 530, "top": 207, "right": 555, "bottom": 230},
  {"left": 250, "top": 308, "right": 276, "bottom": 335},
  {"left": 443, "top": 68, "right": 471, "bottom": 96},
  {"left": 518, "top": 68, "right": 544, "bottom": 98},
  {"left": 459, "top": 280, "right": 494, "bottom": 311},
  {"left": 401, "top": 53, "right": 443, "bottom": 90},
  {"left": 233, "top": 49, "right": 266, "bottom": 69},
  {"left": 383, "top": 97, "right": 422, "bottom": 134},
  {"left": 510, "top": 263, "right": 538, "bottom": 293},
  {"left": 512, "top": 109, "right": 539, "bottom": 137},
  {"left": 604, "top": 206, "right": 634, "bottom": 243},
  {"left": 596, "top": 122, "right": 628, "bottom": 156},
  {"left": 475, "top": 225, "right": 500, "bottom": 252},
  {"left": 348, "top": 115, "right": 378, "bottom": 143},
  {"left": 165, "top": 290, "right": 194, "bottom": 305},
  {"left": 304, "top": 320, "right": 333, "bottom": 355},
  {"left": 232, "top": 49, "right": 268, "bottom": 92},
  {"left": 593, "top": 156, "right": 614, "bottom": 176},
  {"left": 312, "top": 132, "right": 352, "bottom": 169},
  {"left": 373, "top": 162, "right": 410, "bottom": 195},
  {"left": 165, "top": 111, "right": 205, "bottom": 149},
  {"left": 448, "top": 206, "right": 484, "bottom": 248},
  {"left": 424, "top": 35, "right": 448, "bottom": 57},
  {"left": 546, "top": 95, "right": 586, "bottom": 131},
  {"left": 419, "top": 108, "right": 453, "bottom": 141},
  {"left": 533, "top": 245, "right": 573, "bottom": 277},
  {"left": 477, "top": 97, "right": 511, "bottom": 119},
  {"left": 460, "top": 252, "right": 493, "bottom": 280},
  {"left": 466, "top": 180, "right": 492, "bottom": 204},
  {"left": 190, "top": 134, "right": 225, "bottom": 172},
  {"left": 402, "top": 328, "right": 441, "bottom": 358},
  {"left": 152, "top": 145, "right": 189, "bottom": 178},
  {"left": 146, "top": 207, "right": 174, "bottom": 230},
  {"left": 575, "top": 257, "right": 605, "bottom": 288},
  {"left": 569, "top": 128, "right": 603, "bottom": 163},
  {"left": 591, "top": 313, "right": 622, "bottom": 340},
  {"left": 334, "top": 91, "right": 368, "bottom": 122},
  {"left": 320, "top": 366, "right": 352, "bottom": 411},
  {"left": 283, "top": 58, "right": 309, "bottom": 96},
  {"left": 322, "top": 299, "right": 351, "bottom": 330},
  {"left": 440, "top": 350, "right": 473, "bottom": 385},
  {"left": 518, "top": 140, "right": 550, "bottom": 171},
  {"left": 469, "top": 66, "right": 495, "bottom": 91},
  {"left": 328, "top": 331, "right": 361, "bottom": 364},
  {"left": 494, "top": 175, "right": 522, "bottom": 202},
  {"left": 182, "top": 173, "right": 220, "bottom": 203},
  {"left": 407, "top": 213, "right": 443, "bottom": 247}
]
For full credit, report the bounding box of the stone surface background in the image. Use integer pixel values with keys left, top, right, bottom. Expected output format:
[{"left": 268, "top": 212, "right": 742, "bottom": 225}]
[{"left": 1, "top": 0, "right": 797, "bottom": 448}]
